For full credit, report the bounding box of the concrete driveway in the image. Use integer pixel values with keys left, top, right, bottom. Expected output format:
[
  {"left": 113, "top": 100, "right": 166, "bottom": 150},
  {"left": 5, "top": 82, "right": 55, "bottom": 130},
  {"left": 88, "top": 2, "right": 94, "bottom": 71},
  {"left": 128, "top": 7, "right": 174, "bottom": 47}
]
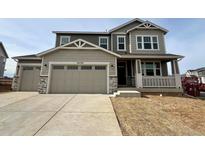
[{"left": 0, "top": 92, "right": 122, "bottom": 136}]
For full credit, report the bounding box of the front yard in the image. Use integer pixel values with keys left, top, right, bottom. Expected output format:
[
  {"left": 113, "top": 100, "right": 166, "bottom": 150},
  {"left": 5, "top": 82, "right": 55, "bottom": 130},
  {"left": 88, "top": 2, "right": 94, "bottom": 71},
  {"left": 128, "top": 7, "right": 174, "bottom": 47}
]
[{"left": 111, "top": 95, "right": 205, "bottom": 136}]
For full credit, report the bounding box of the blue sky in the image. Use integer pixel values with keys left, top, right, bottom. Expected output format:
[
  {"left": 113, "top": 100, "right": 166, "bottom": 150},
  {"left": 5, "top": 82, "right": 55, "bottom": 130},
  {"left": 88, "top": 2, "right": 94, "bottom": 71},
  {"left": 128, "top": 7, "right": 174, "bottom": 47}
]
[{"left": 0, "top": 18, "right": 204, "bottom": 77}]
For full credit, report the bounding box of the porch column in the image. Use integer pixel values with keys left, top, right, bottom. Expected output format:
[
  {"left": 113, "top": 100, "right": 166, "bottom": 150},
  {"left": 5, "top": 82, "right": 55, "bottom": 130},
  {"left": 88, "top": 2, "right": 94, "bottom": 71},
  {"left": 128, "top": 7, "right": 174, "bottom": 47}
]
[
  {"left": 135, "top": 59, "right": 143, "bottom": 88},
  {"left": 171, "top": 60, "right": 182, "bottom": 88}
]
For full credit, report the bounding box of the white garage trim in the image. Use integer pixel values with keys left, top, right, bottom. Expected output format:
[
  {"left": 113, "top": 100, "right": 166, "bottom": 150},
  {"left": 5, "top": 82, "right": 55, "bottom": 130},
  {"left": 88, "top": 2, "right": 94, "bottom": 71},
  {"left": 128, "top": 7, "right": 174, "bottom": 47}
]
[
  {"left": 18, "top": 63, "right": 41, "bottom": 91},
  {"left": 47, "top": 61, "right": 110, "bottom": 94}
]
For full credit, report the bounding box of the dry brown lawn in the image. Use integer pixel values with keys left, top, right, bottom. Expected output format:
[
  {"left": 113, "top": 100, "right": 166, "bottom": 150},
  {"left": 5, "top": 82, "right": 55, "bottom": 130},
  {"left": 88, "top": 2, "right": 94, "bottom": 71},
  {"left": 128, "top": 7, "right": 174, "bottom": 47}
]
[{"left": 111, "top": 95, "right": 205, "bottom": 136}]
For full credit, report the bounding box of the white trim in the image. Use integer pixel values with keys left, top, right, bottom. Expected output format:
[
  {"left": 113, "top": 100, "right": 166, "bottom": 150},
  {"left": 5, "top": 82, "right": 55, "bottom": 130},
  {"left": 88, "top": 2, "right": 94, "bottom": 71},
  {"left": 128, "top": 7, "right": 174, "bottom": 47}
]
[
  {"left": 98, "top": 36, "right": 109, "bottom": 50},
  {"left": 18, "top": 63, "right": 41, "bottom": 66},
  {"left": 109, "top": 18, "right": 145, "bottom": 33},
  {"left": 129, "top": 33, "right": 132, "bottom": 53},
  {"left": 126, "top": 21, "right": 168, "bottom": 33},
  {"left": 12, "top": 57, "right": 41, "bottom": 60},
  {"left": 59, "top": 35, "right": 71, "bottom": 46},
  {"left": 117, "top": 35, "right": 126, "bottom": 51},
  {"left": 111, "top": 34, "right": 113, "bottom": 51},
  {"left": 163, "top": 34, "right": 167, "bottom": 52},
  {"left": 112, "top": 32, "right": 127, "bottom": 34},
  {"left": 47, "top": 61, "right": 110, "bottom": 94},
  {"left": 115, "top": 57, "right": 117, "bottom": 76},
  {"left": 60, "top": 47, "right": 97, "bottom": 50},
  {"left": 136, "top": 35, "right": 159, "bottom": 51},
  {"left": 37, "top": 39, "right": 121, "bottom": 57}
]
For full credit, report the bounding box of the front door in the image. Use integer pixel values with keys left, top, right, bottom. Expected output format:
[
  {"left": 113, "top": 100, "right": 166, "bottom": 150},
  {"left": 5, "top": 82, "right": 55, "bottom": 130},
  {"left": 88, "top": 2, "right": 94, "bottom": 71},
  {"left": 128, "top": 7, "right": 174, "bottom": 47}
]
[{"left": 117, "top": 61, "right": 126, "bottom": 85}]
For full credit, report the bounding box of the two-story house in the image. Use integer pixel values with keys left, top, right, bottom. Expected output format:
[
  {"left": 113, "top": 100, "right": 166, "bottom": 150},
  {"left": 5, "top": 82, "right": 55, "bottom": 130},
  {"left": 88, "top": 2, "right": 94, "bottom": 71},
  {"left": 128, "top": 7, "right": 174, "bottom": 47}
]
[
  {"left": 0, "top": 42, "right": 9, "bottom": 78},
  {"left": 12, "top": 18, "right": 184, "bottom": 95}
]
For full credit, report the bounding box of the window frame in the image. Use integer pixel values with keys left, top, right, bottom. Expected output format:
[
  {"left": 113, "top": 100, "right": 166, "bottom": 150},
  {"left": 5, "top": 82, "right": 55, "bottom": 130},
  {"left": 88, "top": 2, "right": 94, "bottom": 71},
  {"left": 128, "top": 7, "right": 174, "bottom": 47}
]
[
  {"left": 60, "top": 35, "right": 71, "bottom": 46},
  {"left": 99, "top": 36, "right": 109, "bottom": 49},
  {"left": 136, "top": 35, "right": 159, "bottom": 50},
  {"left": 141, "top": 61, "right": 162, "bottom": 76},
  {"left": 117, "top": 35, "right": 126, "bottom": 51}
]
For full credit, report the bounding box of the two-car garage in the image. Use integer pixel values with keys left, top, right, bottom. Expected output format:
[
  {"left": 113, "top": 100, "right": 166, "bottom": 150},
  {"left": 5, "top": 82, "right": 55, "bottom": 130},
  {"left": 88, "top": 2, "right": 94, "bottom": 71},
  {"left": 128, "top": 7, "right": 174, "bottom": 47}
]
[
  {"left": 49, "top": 64, "right": 108, "bottom": 94},
  {"left": 16, "top": 39, "right": 119, "bottom": 94}
]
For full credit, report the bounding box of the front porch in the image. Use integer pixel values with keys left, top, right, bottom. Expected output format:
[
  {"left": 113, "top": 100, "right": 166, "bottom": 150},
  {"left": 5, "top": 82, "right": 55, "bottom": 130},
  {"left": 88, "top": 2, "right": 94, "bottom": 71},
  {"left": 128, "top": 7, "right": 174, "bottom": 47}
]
[{"left": 117, "top": 58, "right": 182, "bottom": 92}]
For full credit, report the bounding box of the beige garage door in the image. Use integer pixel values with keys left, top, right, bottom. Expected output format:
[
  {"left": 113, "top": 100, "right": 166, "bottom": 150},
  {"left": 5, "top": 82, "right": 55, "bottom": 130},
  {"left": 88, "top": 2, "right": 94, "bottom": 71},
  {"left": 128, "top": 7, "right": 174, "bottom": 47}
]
[
  {"left": 20, "top": 66, "right": 40, "bottom": 91},
  {"left": 50, "top": 65, "right": 107, "bottom": 94}
]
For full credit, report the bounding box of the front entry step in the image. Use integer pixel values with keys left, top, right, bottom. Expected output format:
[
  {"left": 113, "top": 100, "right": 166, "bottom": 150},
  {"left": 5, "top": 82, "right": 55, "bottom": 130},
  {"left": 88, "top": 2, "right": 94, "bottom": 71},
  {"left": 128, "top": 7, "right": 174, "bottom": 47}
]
[{"left": 111, "top": 90, "right": 141, "bottom": 97}]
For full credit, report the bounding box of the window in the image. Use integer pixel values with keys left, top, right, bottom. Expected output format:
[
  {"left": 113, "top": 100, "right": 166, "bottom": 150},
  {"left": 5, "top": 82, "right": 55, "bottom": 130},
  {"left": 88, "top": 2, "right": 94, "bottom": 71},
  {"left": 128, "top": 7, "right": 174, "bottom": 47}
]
[
  {"left": 53, "top": 65, "right": 64, "bottom": 70},
  {"left": 99, "top": 37, "right": 109, "bottom": 49},
  {"left": 155, "top": 62, "right": 161, "bottom": 76},
  {"left": 95, "top": 66, "right": 106, "bottom": 70},
  {"left": 23, "top": 66, "right": 33, "bottom": 70},
  {"left": 145, "top": 62, "right": 154, "bottom": 76},
  {"left": 81, "top": 66, "right": 92, "bottom": 70},
  {"left": 67, "top": 66, "right": 78, "bottom": 70},
  {"left": 3, "top": 58, "right": 6, "bottom": 63},
  {"left": 141, "top": 62, "right": 161, "bottom": 76},
  {"left": 117, "top": 36, "right": 126, "bottom": 51},
  {"left": 136, "top": 36, "right": 159, "bottom": 50},
  {"left": 60, "top": 36, "right": 70, "bottom": 45}
]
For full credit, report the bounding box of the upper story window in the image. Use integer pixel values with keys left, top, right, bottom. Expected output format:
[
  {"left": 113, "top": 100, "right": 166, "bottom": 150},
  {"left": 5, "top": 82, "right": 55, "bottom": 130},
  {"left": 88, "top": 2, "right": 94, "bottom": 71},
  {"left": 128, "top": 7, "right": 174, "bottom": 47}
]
[
  {"left": 117, "top": 36, "right": 126, "bottom": 51},
  {"left": 99, "top": 37, "right": 109, "bottom": 49},
  {"left": 136, "top": 35, "right": 159, "bottom": 50},
  {"left": 60, "top": 36, "right": 71, "bottom": 46}
]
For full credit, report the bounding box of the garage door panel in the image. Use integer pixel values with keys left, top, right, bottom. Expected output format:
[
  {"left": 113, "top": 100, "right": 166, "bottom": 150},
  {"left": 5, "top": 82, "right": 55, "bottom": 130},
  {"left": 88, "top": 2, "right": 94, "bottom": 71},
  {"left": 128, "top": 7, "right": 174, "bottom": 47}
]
[
  {"left": 20, "top": 66, "right": 40, "bottom": 91},
  {"left": 50, "top": 65, "right": 107, "bottom": 94}
]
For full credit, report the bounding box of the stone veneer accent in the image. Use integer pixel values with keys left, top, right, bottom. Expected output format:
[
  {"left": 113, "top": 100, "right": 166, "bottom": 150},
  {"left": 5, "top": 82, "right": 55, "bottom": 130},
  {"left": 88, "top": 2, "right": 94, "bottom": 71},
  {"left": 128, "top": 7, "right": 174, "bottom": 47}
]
[
  {"left": 12, "top": 76, "right": 20, "bottom": 91},
  {"left": 38, "top": 76, "right": 48, "bottom": 94},
  {"left": 109, "top": 76, "right": 118, "bottom": 94}
]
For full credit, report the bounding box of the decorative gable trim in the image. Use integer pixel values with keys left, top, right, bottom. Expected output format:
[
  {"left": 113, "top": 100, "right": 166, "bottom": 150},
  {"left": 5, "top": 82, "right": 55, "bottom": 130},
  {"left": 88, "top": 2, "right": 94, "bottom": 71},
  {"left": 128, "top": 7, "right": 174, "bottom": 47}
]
[
  {"left": 127, "top": 21, "right": 169, "bottom": 33},
  {"left": 37, "top": 39, "right": 121, "bottom": 57},
  {"left": 109, "top": 18, "right": 145, "bottom": 33}
]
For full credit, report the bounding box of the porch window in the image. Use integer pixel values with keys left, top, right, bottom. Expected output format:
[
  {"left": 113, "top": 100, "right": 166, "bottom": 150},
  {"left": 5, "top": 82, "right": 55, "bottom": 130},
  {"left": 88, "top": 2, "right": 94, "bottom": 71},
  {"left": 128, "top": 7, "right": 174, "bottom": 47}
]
[
  {"left": 60, "top": 36, "right": 70, "bottom": 46},
  {"left": 141, "top": 62, "right": 161, "bottom": 76},
  {"left": 136, "top": 35, "right": 159, "bottom": 50},
  {"left": 99, "top": 37, "right": 109, "bottom": 49},
  {"left": 117, "top": 36, "right": 126, "bottom": 51}
]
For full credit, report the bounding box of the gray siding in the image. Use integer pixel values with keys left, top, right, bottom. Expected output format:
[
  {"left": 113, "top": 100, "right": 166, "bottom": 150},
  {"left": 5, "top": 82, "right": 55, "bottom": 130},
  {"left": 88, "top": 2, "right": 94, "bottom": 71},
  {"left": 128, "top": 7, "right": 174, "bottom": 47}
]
[
  {"left": 0, "top": 47, "right": 7, "bottom": 77},
  {"left": 18, "top": 59, "right": 42, "bottom": 63},
  {"left": 56, "top": 34, "right": 111, "bottom": 49},
  {"left": 130, "top": 29, "right": 166, "bottom": 54},
  {"left": 0, "top": 56, "right": 6, "bottom": 77},
  {"left": 111, "top": 20, "right": 141, "bottom": 33},
  {"left": 42, "top": 49, "right": 116, "bottom": 76}
]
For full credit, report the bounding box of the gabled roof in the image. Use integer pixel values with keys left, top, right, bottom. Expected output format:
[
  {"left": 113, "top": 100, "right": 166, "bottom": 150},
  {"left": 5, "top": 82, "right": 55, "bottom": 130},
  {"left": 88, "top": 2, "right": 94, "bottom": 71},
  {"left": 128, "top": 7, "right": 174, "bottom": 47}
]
[
  {"left": 188, "top": 67, "right": 205, "bottom": 72},
  {"left": 0, "top": 42, "right": 9, "bottom": 58},
  {"left": 109, "top": 18, "right": 145, "bottom": 33},
  {"left": 126, "top": 20, "right": 169, "bottom": 34},
  {"left": 12, "top": 54, "right": 41, "bottom": 60},
  {"left": 53, "top": 18, "right": 168, "bottom": 35},
  {"left": 37, "top": 39, "right": 121, "bottom": 57},
  {"left": 53, "top": 31, "right": 109, "bottom": 35}
]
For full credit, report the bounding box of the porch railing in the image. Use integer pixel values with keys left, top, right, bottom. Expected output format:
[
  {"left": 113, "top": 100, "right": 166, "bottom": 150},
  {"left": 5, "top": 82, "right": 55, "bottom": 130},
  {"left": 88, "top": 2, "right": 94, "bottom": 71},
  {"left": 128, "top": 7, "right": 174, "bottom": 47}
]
[{"left": 142, "top": 76, "right": 176, "bottom": 88}]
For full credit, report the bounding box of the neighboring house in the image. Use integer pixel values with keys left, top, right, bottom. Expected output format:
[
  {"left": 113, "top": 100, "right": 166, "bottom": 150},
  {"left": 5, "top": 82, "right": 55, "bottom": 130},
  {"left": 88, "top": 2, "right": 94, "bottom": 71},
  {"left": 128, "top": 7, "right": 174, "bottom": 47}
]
[
  {"left": 186, "top": 67, "right": 205, "bottom": 83},
  {"left": 0, "top": 42, "right": 9, "bottom": 78},
  {"left": 12, "top": 18, "right": 184, "bottom": 94}
]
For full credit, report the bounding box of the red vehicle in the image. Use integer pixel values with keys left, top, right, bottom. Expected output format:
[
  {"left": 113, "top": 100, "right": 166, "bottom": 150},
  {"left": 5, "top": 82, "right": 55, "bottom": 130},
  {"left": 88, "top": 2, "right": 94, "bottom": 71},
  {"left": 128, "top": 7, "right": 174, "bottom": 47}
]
[
  {"left": 199, "top": 78, "right": 205, "bottom": 92},
  {"left": 181, "top": 76, "right": 200, "bottom": 97}
]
